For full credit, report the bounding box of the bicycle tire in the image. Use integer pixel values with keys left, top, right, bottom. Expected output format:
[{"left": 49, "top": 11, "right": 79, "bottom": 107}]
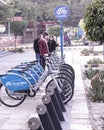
[
  {"left": 56, "top": 76, "right": 74, "bottom": 96},
  {"left": 59, "top": 68, "right": 74, "bottom": 82},
  {"left": 45, "top": 76, "right": 74, "bottom": 104},
  {"left": 61, "top": 63, "right": 75, "bottom": 79},
  {"left": 60, "top": 66, "right": 74, "bottom": 78},
  {"left": 0, "top": 85, "right": 26, "bottom": 107},
  {"left": 57, "top": 72, "right": 74, "bottom": 89},
  {"left": 62, "top": 63, "right": 75, "bottom": 74}
]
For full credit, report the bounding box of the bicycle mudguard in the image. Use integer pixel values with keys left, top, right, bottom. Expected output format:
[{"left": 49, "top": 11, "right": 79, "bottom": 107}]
[
  {"left": 8, "top": 69, "right": 36, "bottom": 85},
  {"left": 0, "top": 73, "right": 30, "bottom": 92},
  {"left": 25, "top": 69, "right": 39, "bottom": 81},
  {"left": 18, "top": 62, "right": 44, "bottom": 77},
  {"left": 32, "top": 64, "right": 44, "bottom": 76}
]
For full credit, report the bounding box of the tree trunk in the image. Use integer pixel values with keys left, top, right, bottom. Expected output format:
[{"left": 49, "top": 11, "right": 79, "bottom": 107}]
[{"left": 14, "top": 35, "right": 17, "bottom": 50}]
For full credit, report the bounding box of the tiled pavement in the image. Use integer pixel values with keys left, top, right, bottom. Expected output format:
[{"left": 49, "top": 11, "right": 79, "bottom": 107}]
[{"left": 0, "top": 47, "right": 93, "bottom": 130}]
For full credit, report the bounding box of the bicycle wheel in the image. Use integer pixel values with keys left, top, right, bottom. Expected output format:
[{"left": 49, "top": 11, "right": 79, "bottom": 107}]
[
  {"left": 0, "top": 85, "right": 27, "bottom": 107},
  {"left": 61, "top": 63, "right": 75, "bottom": 79},
  {"left": 60, "top": 66, "right": 74, "bottom": 78},
  {"left": 45, "top": 76, "right": 74, "bottom": 104},
  {"left": 59, "top": 68, "right": 74, "bottom": 82},
  {"left": 62, "top": 63, "right": 75, "bottom": 74},
  {"left": 57, "top": 72, "right": 74, "bottom": 89}
]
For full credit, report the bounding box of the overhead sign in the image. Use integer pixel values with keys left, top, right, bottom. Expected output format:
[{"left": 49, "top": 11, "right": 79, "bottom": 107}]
[{"left": 54, "top": 5, "right": 70, "bottom": 20}]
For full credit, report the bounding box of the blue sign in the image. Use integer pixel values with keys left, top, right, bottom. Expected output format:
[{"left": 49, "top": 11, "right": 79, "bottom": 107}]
[{"left": 54, "top": 5, "right": 70, "bottom": 20}]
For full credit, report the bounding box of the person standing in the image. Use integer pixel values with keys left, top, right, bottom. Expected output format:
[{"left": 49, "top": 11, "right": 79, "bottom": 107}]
[
  {"left": 33, "top": 34, "right": 41, "bottom": 63},
  {"left": 38, "top": 31, "right": 49, "bottom": 70},
  {"left": 64, "top": 32, "right": 71, "bottom": 46},
  {"left": 48, "top": 35, "right": 58, "bottom": 53}
]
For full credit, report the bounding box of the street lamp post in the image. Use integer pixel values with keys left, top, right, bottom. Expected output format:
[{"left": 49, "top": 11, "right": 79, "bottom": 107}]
[
  {"left": 7, "top": 18, "right": 11, "bottom": 36},
  {"left": 8, "top": 20, "right": 10, "bottom": 36}
]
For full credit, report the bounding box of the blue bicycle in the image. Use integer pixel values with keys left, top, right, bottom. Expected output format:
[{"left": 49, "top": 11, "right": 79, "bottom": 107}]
[
  {"left": 0, "top": 54, "right": 75, "bottom": 107},
  {"left": 0, "top": 61, "right": 45, "bottom": 107}
]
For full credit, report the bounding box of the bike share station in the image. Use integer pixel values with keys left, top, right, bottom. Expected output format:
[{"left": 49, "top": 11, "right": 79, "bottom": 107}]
[{"left": 0, "top": 5, "right": 75, "bottom": 130}]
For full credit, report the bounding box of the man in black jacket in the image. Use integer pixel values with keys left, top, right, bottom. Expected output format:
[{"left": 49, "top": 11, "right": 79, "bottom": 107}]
[
  {"left": 33, "top": 34, "right": 41, "bottom": 63},
  {"left": 48, "top": 35, "right": 58, "bottom": 53}
]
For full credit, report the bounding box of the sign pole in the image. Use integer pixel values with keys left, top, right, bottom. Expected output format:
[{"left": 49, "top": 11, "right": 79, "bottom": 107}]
[
  {"left": 54, "top": 5, "right": 70, "bottom": 60},
  {"left": 60, "top": 20, "right": 63, "bottom": 60}
]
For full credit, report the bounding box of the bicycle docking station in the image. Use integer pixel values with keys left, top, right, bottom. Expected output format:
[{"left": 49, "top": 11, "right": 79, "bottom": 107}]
[
  {"left": 36, "top": 104, "right": 55, "bottom": 130},
  {"left": 27, "top": 60, "right": 75, "bottom": 130},
  {"left": 42, "top": 94, "right": 63, "bottom": 130},
  {"left": 46, "top": 85, "right": 66, "bottom": 112},
  {"left": 28, "top": 84, "right": 71, "bottom": 130},
  {"left": 45, "top": 87, "right": 65, "bottom": 121},
  {"left": 0, "top": 53, "right": 75, "bottom": 130},
  {"left": 28, "top": 87, "right": 67, "bottom": 130},
  {"left": 28, "top": 117, "right": 43, "bottom": 130}
]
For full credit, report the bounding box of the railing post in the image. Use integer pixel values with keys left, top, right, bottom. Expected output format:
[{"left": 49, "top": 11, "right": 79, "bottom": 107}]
[
  {"left": 42, "top": 95, "right": 63, "bottom": 130},
  {"left": 46, "top": 87, "right": 65, "bottom": 121},
  {"left": 36, "top": 104, "right": 55, "bottom": 130},
  {"left": 46, "top": 85, "right": 66, "bottom": 112},
  {"left": 28, "top": 117, "right": 43, "bottom": 130}
]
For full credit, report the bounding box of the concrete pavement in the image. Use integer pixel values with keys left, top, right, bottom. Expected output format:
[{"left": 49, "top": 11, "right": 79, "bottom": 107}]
[{"left": 0, "top": 46, "right": 93, "bottom": 130}]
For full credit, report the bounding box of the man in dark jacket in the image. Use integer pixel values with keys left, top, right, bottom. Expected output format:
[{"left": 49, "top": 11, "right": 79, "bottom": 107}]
[
  {"left": 48, "top": 35, "right": 58, "bottom": 53},
  {"left": 33, "top": 34, "right": 41, "bottom": 63}
]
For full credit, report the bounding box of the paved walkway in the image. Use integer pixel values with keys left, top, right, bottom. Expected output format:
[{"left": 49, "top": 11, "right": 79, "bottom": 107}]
[
  {"left": 64, "top": 49, "right": 92, "bottom": 130},
  {"left": 0, "top": 47, "right": 93, "bottom": 130}
]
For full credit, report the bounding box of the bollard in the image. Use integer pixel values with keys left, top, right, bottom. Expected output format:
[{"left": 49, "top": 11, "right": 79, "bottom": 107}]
[
  {"left": 46, "top": 87, "right": 65, "bottom": 121},
  {"left": 47, "top": 85, "right": 66, "bottom": 112},
  {"left": 54, "top": 86, "right": 66, "bottom": 111},
  {"left": 28, "top": 117, "right": 43, "bottom": 130},
  {"left": 36, "top": 104, "right": 55, "bottom": 130},
  {"left": 42, "top": 95, "right": 63, "bottom": 130}
]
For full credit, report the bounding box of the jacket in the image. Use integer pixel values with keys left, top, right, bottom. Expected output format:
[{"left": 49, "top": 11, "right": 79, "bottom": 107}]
[
  {"left": 33, "top": 38, "right": 40, "bottom": 53},
  {"left": 38, "top": 38, "right": 49, "bottom": 56},
  {"left": 48, "top": 39, "right": 58, "bottom": 53}
]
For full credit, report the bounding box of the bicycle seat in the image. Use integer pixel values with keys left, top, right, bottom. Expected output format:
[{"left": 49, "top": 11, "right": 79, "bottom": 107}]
[
  {"left": 0, "top": 74, "right": 7, "bottom": 77},
  {"left": 19, "top": 65, "right": 29, "bottom": 70},
  {"left": 30, "top": 60, "right": 40, "bottom": 63}
]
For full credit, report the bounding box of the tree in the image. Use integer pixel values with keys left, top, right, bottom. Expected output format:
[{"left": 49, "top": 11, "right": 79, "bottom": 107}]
[
  {"left": 2, "top": 0, "right": 93, "bottom": 27},
  {"left": 64, "top": 0, "right": 93, "bottom": 27},
  {"left": 11, "top": 21, "right": 27, "bottom": 49},
  {"left": 0, "top": 4, "right": 13, "bottom": 24},
  {"left": 84, "top": 0, "right": 104, "bottom": 44},
  {"left": 48, "top": 25, "right": 60, "bottom": 42},
  {"left": 84, "top": 0, "right": 104, "bottom": 61},
  {"left": 7, "top": 0, "right": 38, "bottom": 21},
  {"left": 36, "top": 0, "right": 68, "bottom": 21}
]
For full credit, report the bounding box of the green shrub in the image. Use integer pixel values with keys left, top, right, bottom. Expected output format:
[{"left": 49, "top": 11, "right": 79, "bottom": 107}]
[
  {"left": 16, "top": 47, "right": 24, "bottom": 53},
  {"left": 81, "top": 49, "right": 102, "bottom": 55},
  {"left": 9, "top": 47, "right": 24, "bottom": 53},
  {"left": 81, "top": 49, "right": 90, "bottom": 55},
  {"left": 89, "top": 77, "right": 104, "bottom": 102},
  {"left": 85, "top": 69, "right": 104, "bottom": 102},
  {"left": 83, "top": 69, "right": 99, "bottom": 79},
  {"left": 87, "top": 58, "right": 103, "bottom": 64}
]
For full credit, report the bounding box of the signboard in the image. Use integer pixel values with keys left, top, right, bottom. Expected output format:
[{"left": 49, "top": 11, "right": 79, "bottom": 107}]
[
  {"left": 0, "top": 24, "right": 6, "bottom": 33},
  {"left": 54, "top": 5, "right": 70, "bottom": 20},
  {"left": 54, "top": 5, "right": 70, "bottom": 59}
]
